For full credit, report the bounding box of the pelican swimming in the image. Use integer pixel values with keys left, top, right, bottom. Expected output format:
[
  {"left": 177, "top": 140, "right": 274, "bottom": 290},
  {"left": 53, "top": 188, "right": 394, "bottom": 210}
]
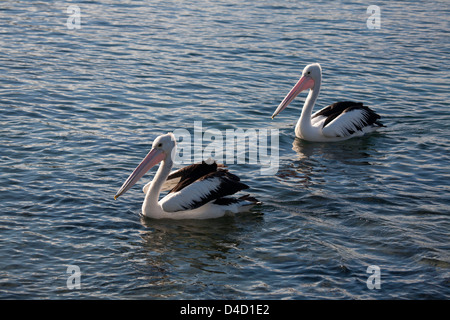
[
  {"left": 271, "top": 63, "right": 384, "bottom": 142},
  {"left": 114, "top": 133, "right": 260, "bottom": 219}
]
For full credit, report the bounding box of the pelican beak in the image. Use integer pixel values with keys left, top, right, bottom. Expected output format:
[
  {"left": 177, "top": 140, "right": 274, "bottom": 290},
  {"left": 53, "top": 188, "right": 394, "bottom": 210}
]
[
  {"left": 271, "top": 76, "right": 315, "bottom": 119},
  {"left": 114, "top": 148, "right": 166, "bottom": 200}
]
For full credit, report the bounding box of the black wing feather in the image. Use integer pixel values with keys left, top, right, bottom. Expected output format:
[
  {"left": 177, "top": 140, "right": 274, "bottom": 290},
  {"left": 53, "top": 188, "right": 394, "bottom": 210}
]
[
  {"left": 168, "top": 161, "right": 225, "bottom": 193},
  {"left": 213, "top": 194, "right": 260, "bottom": 206},
  {"left": 180, "top": 170, "right": 249, "bottom": 210},
  {"left": 313, "top": 101, "right": 383, "bottom": 134},
  {"left": 160, "top": 169, "right": 250, "bottom": 212}
]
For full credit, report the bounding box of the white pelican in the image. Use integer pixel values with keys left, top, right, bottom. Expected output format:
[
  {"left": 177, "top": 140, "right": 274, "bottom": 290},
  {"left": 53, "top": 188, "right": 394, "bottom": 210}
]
[
  {"left": 271, "top": 63, "right": 384, "bottom": 142},
  {"left": 114, "top": 133, "right": 260, "bottom": 219}
]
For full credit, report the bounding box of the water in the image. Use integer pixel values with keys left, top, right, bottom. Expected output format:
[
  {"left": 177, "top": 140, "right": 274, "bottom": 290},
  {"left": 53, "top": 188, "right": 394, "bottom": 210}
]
[{"left": 0, "top": 0, "right": 449, "bottom": 300}]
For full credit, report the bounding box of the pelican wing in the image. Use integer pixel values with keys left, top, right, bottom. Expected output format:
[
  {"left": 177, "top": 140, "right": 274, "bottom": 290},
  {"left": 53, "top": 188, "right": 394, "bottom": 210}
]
[
  {"left": 159, "top": 170, "right": 249, "bottom": 212},
  {"left": 318, "top": 102, "right": 382, "bottom": 138},
  {"left": 312, "top": 101, "right": 358, "bottom": 119},
  {"left": 143, "top": 161, "right": 225, "bottom": 194},
  {"left": 167, "top": 161, "right": 225, "bottom": 193}
]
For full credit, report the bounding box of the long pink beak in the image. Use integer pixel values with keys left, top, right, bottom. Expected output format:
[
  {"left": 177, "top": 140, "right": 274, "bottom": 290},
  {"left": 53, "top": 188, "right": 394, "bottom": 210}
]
[
  {"left": 271, "top": 75, "right": 315, "bottom": 119},
  {"left": 114, "top": 148, "right": 166, "bottom": 200}
]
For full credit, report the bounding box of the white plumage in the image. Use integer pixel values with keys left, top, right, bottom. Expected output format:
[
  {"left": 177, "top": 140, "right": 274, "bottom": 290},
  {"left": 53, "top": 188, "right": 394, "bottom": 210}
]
[
  {"left": 321, "top": 108, "right": 376, "bottom": 138},
  {"left": 160, "top": 176, "right": 223, "bottom": 212}
]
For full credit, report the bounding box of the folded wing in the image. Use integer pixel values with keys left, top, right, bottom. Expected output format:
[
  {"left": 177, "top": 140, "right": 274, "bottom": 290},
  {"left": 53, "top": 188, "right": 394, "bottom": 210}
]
[
  {"left": 160, "top": 169, "right": 249, "bottom": 212},
  {"left": 313, "top": 101, "right": 382, "bottom": 138}
]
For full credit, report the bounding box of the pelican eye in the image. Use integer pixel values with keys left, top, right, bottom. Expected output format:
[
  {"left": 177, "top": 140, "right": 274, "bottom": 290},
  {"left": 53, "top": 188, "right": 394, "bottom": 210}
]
[{"left": 157, "top": 143, "right": 162, "bottom": 148}]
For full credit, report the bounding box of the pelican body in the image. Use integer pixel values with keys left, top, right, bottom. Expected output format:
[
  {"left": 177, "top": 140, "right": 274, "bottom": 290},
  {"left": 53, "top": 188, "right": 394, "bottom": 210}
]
[
  {"left": 114, "top": 133, "right": 259, "bottom": 219},
  {"left": 272, "top": 63, "right": 384, "bottom": 142}
]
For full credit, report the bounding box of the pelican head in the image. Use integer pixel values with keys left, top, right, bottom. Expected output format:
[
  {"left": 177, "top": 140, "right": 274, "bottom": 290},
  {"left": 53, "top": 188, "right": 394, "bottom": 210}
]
[
  {"left": 114, "top": 133, "right": 176, "bottom": 200},
  {"left": 301, "top": 63, "right": 322, "bottom": 82},
  {"left": 152, "top": 132, "right": 176, "bottom": 157},
  {"left": 271, "top": 63, "right": 322, "bottom": 119}
]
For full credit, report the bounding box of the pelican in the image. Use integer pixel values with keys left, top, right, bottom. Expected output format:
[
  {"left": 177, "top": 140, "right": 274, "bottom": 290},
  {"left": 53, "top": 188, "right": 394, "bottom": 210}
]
[
  {"left": 114, "top": 133, "right": 260, "bottom": 219},
  {"left": 271, "top": 63, "right": 384, "bottom": 142}
]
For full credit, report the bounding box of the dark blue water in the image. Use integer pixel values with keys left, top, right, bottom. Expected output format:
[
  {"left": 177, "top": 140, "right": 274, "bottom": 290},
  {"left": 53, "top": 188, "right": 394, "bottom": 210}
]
[{"left": 0, "top": 0, "right": 449, "bottom": 299}]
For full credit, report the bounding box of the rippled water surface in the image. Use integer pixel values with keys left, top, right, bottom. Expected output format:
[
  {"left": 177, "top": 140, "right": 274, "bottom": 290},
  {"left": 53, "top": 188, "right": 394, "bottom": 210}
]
[{"left": 0, "top": 0, "right": 449, "bottom": 299}]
